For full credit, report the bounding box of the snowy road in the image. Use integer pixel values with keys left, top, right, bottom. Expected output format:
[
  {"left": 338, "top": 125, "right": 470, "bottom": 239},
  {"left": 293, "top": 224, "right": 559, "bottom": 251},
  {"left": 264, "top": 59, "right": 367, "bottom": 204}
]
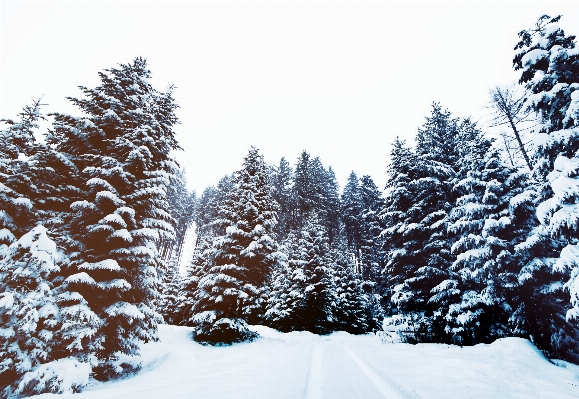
[
  {"left": 305, "top": 340, "right": 407, "bottom": 399},
  {"left": 37, "top": 325, "right": 579, "bottom": 399}
]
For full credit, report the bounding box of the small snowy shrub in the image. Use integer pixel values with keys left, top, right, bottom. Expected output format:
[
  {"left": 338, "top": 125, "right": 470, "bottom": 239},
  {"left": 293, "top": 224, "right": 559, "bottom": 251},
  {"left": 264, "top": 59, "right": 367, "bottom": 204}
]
[{"left": 193, "top": 314, "right": 259, "bottom": 346}]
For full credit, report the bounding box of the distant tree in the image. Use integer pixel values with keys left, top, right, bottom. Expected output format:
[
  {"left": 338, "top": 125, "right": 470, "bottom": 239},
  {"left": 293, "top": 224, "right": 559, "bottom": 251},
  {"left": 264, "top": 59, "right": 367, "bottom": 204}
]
[
  {"left": 358, "top": 175, "right": 385, "bottom": 285},
  {"left": 332, "top": 248, "right": 383, "bottom": 334},
  {"left": 271, "top": 157, "right": 294, "bottom": 241},
  {"left": 266, "top": 214, "right": 336, "bottom": 334},
  {"left": 341, "top": 171, "right": 362, "bottom": 257},
  {"left": 161, "top": 169, "right": 196, "bottom": 261}
]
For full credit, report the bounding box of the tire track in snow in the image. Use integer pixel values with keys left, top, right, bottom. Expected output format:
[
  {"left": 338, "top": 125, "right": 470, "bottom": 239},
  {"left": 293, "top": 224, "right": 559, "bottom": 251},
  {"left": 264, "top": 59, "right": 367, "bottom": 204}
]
[
  {"left": 304, "top": 344, "right": 323, "bottom": 399},
  {"left": 342, "top": 344, "right": 413, "bottom": 399}
]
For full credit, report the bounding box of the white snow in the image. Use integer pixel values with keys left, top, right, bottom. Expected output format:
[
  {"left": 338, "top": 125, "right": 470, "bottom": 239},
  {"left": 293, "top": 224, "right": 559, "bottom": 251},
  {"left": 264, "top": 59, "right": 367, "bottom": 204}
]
[
  {"left": 33, "top": 324, "right": 579, "bottom": 399},
  {"left": 17, "top": 358, "right": 91, "bottom": 396}
]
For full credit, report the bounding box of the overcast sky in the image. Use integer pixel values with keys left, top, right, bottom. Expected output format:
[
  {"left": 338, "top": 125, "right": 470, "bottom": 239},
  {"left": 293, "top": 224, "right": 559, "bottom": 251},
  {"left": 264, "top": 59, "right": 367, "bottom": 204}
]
[{"left": 2, "top": 1, "right": 579, "bottom": 194}]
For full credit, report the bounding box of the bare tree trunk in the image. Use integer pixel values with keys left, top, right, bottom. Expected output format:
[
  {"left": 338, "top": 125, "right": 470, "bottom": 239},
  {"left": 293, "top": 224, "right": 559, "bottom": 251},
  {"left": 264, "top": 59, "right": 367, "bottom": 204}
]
[{"left": 489, "top": 85, "right": 533, "bottom": 171}]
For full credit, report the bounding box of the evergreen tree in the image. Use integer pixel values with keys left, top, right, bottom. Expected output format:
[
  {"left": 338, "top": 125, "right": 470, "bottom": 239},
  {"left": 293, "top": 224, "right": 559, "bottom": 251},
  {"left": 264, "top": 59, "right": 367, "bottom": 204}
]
[
  {"left": 161, "top": 170, "right": 196, "bottom": 262},
  {"left": 342, "top": 171, "right": 362, "bottom": 256},
  {"left": 0, "top": 101, "right": 45, "bottom": 247},
  {"left": 48, "top": 57, "right": 181, "bottom": 378},
  {"left": 266, "top": 214, "right": 336, "bottom": 334},
  {"left": 358, "top": 175, "right": 385, "bottom": 285},
  {"left": 0, "top": 226, "right": 98, "bottom": 397},
  {"left": 293, "top": 151, "right": 315, "bottom": 230},
  {"left": 194, "top": 174, "right": 234, "bottom": 240},
  {"left": 511, "top": 15, "right": 579, "bottom": 361},
  {"left": 381, "top": 106, "right": 458, "bottom": 328},
  {"left": 381, "top": 107, "right": 486, "bottom": 341},
  {"left": 443, "top": 148, "right": 531, "bottom": 345},
  {"left": 332, "top": 248, "right": 383, "bottom": 334},
  {"left": 318, "top": 165, "right": 341, "bottom": 247},
  {"left": 265, "top": 232, "right": 306, "bottom": 332},
  {"left": 188, "top": 147, "right": 283, "bottom": 344},
  {"left": 271, "top": 157, "right": 294, "bottom": 241},
  {"left": 157, "top": 252, "right": 186, "bottom": 325}
]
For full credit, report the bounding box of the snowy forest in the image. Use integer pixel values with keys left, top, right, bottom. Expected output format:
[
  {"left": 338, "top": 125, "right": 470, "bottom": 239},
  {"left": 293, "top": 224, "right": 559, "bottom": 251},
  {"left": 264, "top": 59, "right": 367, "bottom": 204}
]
[{"left": 1, "top": 13, "right": 579, "bottom": 398}]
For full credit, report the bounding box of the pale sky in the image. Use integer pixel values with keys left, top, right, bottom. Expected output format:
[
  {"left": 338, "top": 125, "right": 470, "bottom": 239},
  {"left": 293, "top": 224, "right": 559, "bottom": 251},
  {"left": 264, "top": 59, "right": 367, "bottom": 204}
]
[{"left": 2, "top": 1, "right": 578, "bottom": 194}]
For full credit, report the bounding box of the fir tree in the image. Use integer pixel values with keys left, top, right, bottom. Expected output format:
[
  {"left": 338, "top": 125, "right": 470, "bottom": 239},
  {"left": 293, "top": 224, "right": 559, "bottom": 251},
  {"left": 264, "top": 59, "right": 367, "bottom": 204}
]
[
  {"left": 512, "top": 15, "right": 579, "bottom": 361},
  {"left": 381, "top": 107, "right": 486, "bottom": 341},
  {"left": 49, "top": 57, "right": 181, "bottom": 378},
  {"left": 332, "top": 248, "right": 383, "bottom": 334},
  {"left": 266, "top": 214, "right": 337, "bottom": 334},
  {"left": 342, "top": 171, "right": 362, "bottom": 256},
  {"left": 358, "top": 175, "right": 385, "bottom": 286},
  {"left": 0, "top": 226, "right": 98, "bottom": 397},
  {"left": 444, "top": 148, "right": 530, "bottom": 345},
  {"left": 188, "top": 147, "right": 282, "bottom": 344},
  {"left": 293, "top": 151, "right": 315, "bottom": 230},
  {"left": 271, "top": 157, "right": 294, "bottom": 241}
]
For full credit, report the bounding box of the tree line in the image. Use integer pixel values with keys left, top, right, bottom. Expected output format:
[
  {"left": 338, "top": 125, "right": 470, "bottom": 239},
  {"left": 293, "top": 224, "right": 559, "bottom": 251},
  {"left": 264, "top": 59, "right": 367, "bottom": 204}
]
[{"left": 167, "top": 15, "right": 579, "bottom": 365}]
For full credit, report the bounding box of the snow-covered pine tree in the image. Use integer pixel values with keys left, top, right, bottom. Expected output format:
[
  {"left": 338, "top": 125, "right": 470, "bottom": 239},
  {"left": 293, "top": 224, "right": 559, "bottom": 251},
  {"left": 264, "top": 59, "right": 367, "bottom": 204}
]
[
  {"left": 443, "top": 144, "right": 531, "bottom": 345},
  {"left": 49, "top": 57, "right": 181, "bottom": 378},
  {"left": 342, "top": 171, "right": 362, "bottom": 258},
  {"left": 271, "top": 157, "right": 294, "bottom": 241},
  {"left": 194, "top": 174, "right": 235, "bottom": 241},
  {"left": 381, "top": 105, "right": 459, "bottom": 341},
  {"left": 358, "top": 175, "right": 385, "bottom": 286},
  {"left": 332, "top": 248, "right": 383, "bottom": 334},
  {"left": 265, "top": 232, "right": 305, "bottom": 332},
  {"left": 511, "top": 15, "right": 579, "bottom": 361},
  {"left": 0, "top": 100, "right": 78, "bottom": 247},
  {"left": 381, "top": 107, "right": 486, "bottom": 342},
  {"left": 291, "top": 152, "right": 341, "bottom": 246},
  {"left": 266, "top": 213, "right": 337, "bottom": 334},
  {"left": 320, "top": 165, "right": 342, "bottom": 247},
  {"left": 379, "top": 138, "right": 417, "bottom": 314},
  {"left": 0, "top": 101, "right": 43, "bottom": 248},
  {"left": 157, "top": 252, "right": 186, "bottom": 325},
  {"left": 0, "top": 226, "right": 99, "bottom": 398},
  {"left": 0, "top": 100, "right": 100, "bottom": 397},
  {"left": 188, "top": 147, "right": 283, "bottom": 344},
  {"left": 292, "top": 151, "right": 315, "bottom": 231},
  {"left": 160, "top": 169, "right": 196, "bottom": 262}
]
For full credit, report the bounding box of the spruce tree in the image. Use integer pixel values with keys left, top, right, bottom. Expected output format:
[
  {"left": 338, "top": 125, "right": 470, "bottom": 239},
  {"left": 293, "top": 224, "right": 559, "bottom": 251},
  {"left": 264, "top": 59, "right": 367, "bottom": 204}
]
[
  {"left": 381, "top": 107, "right": 485, "bottom": 341},
  {"left": 271, "top": 157, "right": 294, "bottom": 241},
  {"left": 332, "top": 248, "right": 383, "bottom": 334},
  {"left": 358, "top": 175, "right": 385, "bottom": 286},
  {"left": 342, "top": 171, "right": 362, "bottom": 256},
  {"left": 444, "top": 148, "right": 530, "bottom": 345},
  {"left": 266, "top": 214, "right": 337, "bottom": 334},
  {"left": 0, "top": 226, "right": 98, "bottom": 397},
  {"left": 48, "top": 57, "right": 181, "bottom": 378},
  {"left": 188, "top": 147, "right": 283, "bottom": 344},
  {"left": 511, "top": 15, "right": 579, "bottom": 361}
]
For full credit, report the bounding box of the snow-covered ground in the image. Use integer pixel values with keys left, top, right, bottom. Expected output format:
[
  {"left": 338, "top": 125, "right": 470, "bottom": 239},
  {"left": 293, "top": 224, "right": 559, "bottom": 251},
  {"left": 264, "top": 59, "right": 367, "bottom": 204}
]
[{"left": 36, "top": 325, "right": 579, "bottom": 399}]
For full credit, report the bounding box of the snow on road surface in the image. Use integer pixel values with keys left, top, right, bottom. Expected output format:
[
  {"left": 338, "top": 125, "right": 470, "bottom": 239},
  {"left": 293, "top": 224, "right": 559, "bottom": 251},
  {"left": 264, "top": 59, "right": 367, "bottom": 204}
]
[{"left": 36, "top": 324, "right": 579, "bottom": 399}]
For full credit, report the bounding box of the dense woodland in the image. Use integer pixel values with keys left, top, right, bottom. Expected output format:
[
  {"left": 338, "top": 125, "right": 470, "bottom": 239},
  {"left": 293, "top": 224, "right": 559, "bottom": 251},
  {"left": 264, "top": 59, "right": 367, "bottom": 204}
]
[{"left": 1, "top": 14, "right": 579, "bottom": 397}]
